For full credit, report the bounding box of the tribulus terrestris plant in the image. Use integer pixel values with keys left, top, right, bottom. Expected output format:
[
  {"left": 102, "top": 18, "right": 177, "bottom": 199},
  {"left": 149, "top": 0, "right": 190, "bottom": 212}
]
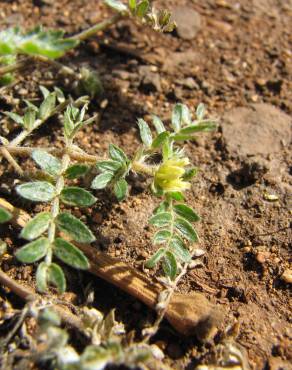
[{"left": 2, "top": 97, "right": 215, "bottom": 293}]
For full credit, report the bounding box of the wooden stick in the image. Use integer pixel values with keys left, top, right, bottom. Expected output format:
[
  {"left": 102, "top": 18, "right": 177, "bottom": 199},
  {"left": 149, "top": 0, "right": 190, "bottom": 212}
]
[{"left": 0, "top": 198, "right": 223, "bottom": 340}]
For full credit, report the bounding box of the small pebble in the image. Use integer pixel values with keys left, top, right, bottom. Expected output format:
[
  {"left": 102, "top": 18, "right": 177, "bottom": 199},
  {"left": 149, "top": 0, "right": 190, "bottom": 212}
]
[{"left": 280, "top": 269, "right": 292, "bottom": 284}]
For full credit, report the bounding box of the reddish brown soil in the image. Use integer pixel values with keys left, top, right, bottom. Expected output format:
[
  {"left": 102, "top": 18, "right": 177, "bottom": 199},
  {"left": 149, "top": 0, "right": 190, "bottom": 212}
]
[{"left": 0, "top": 1, "right": 291, "bottom": 369}]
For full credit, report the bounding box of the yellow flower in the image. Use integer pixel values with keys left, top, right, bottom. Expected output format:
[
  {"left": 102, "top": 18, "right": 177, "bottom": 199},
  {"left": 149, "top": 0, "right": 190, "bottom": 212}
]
[{"left": 154, "top": 157, "right": 191, "bottom": 193}]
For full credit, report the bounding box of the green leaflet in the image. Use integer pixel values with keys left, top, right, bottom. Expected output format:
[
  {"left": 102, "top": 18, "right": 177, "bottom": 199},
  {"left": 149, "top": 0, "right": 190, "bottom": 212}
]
[
  {"left": 54, "top": 238, "right": 89, "bottom": 270},
  {"left": 20, "top": 212, "right": 52, "bottom": 240},
  {"left": 16, "top": 181, "right": 56, "bottom": 202},
  {"left": 60, "top": 187, "right": 97, "bottom": 207},
  {"left": 15, "top": 237, "right": 50, "bottom": 263},
  {"left": 56, "top": 212, "right": 95, "bottom": 243}
]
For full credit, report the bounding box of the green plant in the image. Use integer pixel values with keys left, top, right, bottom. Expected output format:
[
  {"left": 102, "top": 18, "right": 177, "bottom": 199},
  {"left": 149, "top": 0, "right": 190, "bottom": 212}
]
[
  {"left": 14, "top": 103, "right": 97, "bottom": 293},
  {"left": 93, "top": 103, "right": 216, "bottom": 279}
]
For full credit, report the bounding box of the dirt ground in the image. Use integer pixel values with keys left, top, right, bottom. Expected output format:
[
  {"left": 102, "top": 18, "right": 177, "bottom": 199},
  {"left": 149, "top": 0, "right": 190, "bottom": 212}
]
[{"left": 0, "top": 0, "right": 291, "bottom": 369}]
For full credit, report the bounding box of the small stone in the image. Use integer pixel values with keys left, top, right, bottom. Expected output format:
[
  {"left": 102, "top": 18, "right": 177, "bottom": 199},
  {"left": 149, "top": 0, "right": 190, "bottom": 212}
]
[
  {"left": 139, "top": 66, "right": 161, "bottom": 93},
  {"left": 280, "top": 269, "right": 292, "bottom": 284},
  {"left": 256, "top": 251, "right": 270, "bottom": 264},
  {"left": 172, "top": 6, "right": 202, "bottom": 40}
]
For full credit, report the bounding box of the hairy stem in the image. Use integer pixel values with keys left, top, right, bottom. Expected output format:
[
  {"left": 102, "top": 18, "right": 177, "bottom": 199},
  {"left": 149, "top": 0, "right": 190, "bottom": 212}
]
[{"left": 46, "top": 151, "right": 70, "bottom": 264}]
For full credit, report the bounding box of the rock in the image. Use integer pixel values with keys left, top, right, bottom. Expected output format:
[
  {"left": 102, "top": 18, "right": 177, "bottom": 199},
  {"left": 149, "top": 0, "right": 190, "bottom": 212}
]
[
  {"left": 138, "top": 65, "right": 161, "bottom": 93},
  {"left": 172, "top": 6, "right": 202, "bottom": 40},
  {"left": 222, "top": 104, "right": 292, "bottom": 157},
  {"left": 280, "top": 269, "right": 292, "bottom": 284},
  {"left": 177, "top": 77, "right": 199, "bottom": 90},
  {"left": 163, "top": 50, "right": 200, "bottom": 73}
]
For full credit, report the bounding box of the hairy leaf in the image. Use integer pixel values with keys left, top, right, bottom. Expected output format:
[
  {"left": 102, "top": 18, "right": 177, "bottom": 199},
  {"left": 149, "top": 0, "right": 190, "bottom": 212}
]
[
  {"left": 171, "top": 104, "right": 191, "bottom": 132},
  {"left": 47, "top": 263, "right": 66, "bottom": 293},
  {"left": 56, "top": 212, "right": 95, "bottom": 243},
  {"left": 91, "top": 172, "right": 113, "bottom": 190},
  {"left": 36, "top": 262, "right": 48, "bottom": 293},
  {"left": 109, "top": 144, "right": 128, "bottom": 164},
  {"left": 179, "top": 121, "right": 217, "bottom": 134},
  {"left": 152, "top": 131, "right": 169, "bottom": 149},
  {"left": 96, "top": 160, "right": 121, "bottom": 173},
  {"left": 60, "top": 187, "right": 96, "bottom": 207},
  {"left": 65, "top": 164, "right": 89, "bottom": 179},
  {"left": 162, "top": 251, "right": 177, "bottom": 279},
  {"left": 170, "top": 235, "right": 191, "bottom": 262},
  {"left": 145, "top": 248, "right": 165, "bottom": 268},
  {"left": 23, "top": 109, "right": 36, "bottom": 131},
  {"left": 174, "top": 204, "right": 200, "bottom": 222},
  {"left": 20, "top": 212, "right": 52, "bottom": 240},
  {"left": 4, "top": 111, "right": 23, "bottom": 125},
  {"left": 153, "top": 229, "right": 171, "bottom": 244},
  {"left": 174, "top": 217, "right": 199, "bottom": 242},
  {"left": 15, "top": 237, "right": 50, "bottom": 263},
  {"left": 137, "top": 118, "right": 152, "bottom": 147},
  {"left": 16, "top": 181, "right": 56, "bottom": 202},
  {"left": 149, "top": 212, "right": 171, "bottom": 227},
  {"left": 38, "top": 93, "right": 56, "bottom": 120},
  {"left": 152, "top": 115, "right": 165, "bottom": 134},
  {"left": 32, "top": 149, "right": 61, "bottom": 177},
  {"left": 114, "top": 178, "right": 128, "bottom": 201},
  {"left": 54, "top": 238, "right": 89, "bottom": 270}
]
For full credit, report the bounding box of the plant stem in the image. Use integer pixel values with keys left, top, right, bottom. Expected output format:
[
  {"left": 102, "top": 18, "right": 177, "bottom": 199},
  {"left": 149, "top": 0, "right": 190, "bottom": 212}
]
[
  {"left": 131, "top": 160, "right": 157, "bottom": 176},
  {"left": 46, "top": 151, "right": 70, "bottom": 264},
  {"left": 3, "top": 145, "right": 158, "bottom": 179},
  {"left": 71, "top": 13, "right": 123, "bottom": 42}
]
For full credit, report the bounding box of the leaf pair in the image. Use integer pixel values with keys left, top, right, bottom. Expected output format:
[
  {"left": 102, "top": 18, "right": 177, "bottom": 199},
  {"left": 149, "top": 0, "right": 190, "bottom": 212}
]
[{"left": 92, "top": 144, "right": 129, "bottom": 201}]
